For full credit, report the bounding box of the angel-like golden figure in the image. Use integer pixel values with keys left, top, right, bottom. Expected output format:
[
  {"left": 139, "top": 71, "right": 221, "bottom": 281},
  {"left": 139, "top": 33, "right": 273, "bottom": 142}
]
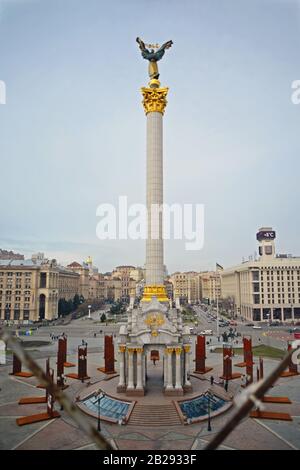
[{"left": 136, "top": 37, "right": 173, "bottom": 80}]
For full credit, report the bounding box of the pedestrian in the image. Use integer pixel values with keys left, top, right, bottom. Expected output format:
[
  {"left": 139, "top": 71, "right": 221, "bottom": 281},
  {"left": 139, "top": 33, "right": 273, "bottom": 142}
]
[
  {"left": 241, "top": 375, "right": 245, "bottom": 388},
  {"left": 210, "top": 375, "right": 214, "bottom": 386},
  {"left": 224, "top": 380, "right": 228, "bottom": 392}
]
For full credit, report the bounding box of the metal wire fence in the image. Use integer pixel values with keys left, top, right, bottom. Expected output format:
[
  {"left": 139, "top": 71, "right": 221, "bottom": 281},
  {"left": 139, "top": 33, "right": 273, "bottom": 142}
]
[{"left": 1, "top": 327, "right": 299, "bottom": 451}]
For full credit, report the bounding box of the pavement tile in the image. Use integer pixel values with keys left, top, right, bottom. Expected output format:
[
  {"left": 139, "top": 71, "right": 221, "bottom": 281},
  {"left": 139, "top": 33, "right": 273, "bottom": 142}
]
[
  {"left": 117, "top": 432, "right": 149, "bottom": 441},
  {"left": 158, "top": 431, "right": 193, "bottom": 441},
  {"left": 17, "top": 417, "right": 91, "bottom": 450}
]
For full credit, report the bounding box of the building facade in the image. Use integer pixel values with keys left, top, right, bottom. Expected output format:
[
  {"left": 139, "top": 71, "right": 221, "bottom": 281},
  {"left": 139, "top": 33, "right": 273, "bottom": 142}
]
[
  {"left": 199, "top": 271, "right": 221, "bottom": 304},
  {"left": 57, "top": 266, "right": 80, "bottom": 301},
  {"left": 109, "top": 266, "right": 136, "bottom": 302},
  {"left": 0, "top": 258, "right": 59, "bottom": 322},
  {"left": 67, "top": 261, "right": 90, "bottom": 300},
  {"left": 0, "top": 249, "right": 24, "bottom": 261},
  {"left": 221, "top": 227, "right": 300, "bottom": 322},
  {"left": 170, "top": 272, "right": 200, "bottom": 304},
  {"left": 89, "top": 273, "right": 106, "bottom": 301}
]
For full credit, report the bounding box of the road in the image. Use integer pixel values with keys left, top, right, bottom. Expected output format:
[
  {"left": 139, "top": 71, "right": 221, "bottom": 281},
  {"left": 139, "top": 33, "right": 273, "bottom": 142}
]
[{"left": 192, "top": 305, "right": 293, "bottom": 350}]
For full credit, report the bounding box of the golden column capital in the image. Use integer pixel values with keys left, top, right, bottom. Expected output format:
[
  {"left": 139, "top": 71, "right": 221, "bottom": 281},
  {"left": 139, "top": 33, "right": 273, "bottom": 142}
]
[
  {"left": 175, "top": 347, "right": 182, "bottom": 355},
  {"left": 141, "top": 86, "right": 169, "bottom": 115},
  {"left": 166, "top": 347, "right": 174, "bottom": 354},
  {"left": 183, "top": 345, "right": 191, "bottom": 353},
  {"left": 119, "top": 345, "right": 126, "bottom": 353}
]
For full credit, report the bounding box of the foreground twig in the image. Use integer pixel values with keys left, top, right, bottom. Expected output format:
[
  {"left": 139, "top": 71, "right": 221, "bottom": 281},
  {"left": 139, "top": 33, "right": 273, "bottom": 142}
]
[
  {"left": 0, "top": 329, "right": 117, "bottom": 450},
  {"left": 204, "top": 346, "right": 299, "bottom": 450}
]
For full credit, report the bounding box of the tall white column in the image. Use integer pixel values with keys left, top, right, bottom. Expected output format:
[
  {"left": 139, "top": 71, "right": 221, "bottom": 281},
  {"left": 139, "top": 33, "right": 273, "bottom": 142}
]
[
  {"left": 140, "top": 82, "right": 169, "bottom": 303},
  {"left": 146, "top": 111, "right": 164, "bottom": 286},
  {"left": 117, "top": 346, "right": 126, "bottom": 390},
  {"left": 144, "top": 353, "right": 147, "bottom": 385},
  {"left": 127, "top": 349, "right": 134, "bottom": 390},
  {"left": 136, "top": 348, "right": 143, "bottom": 391},
  {"left": 183, "top": 345, "right": 192, "bottom": 388},
  {"left": 164, "top": 349, "right": 168, "bottom": 387},
  {"left": 175, "top": 347, "right": 183, "bottom": 390},
  {"left": 165, "top": 348, "right": 173, "bottom": 390}
]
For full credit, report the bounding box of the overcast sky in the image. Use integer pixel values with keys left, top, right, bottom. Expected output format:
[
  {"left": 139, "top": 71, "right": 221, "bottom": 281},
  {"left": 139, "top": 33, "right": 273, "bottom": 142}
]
[{"left": 0, "top": 0, "right": 300, "bottom": 273}]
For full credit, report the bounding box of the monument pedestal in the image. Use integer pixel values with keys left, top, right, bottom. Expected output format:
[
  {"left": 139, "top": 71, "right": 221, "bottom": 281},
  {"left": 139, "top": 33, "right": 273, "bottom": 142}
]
[
  {"left": 126, "top": 387, "right": 145, "bottom": 397},
  {"left": 164, "top": 387, "right": 184, "bottom": 397},
  {"left": 183, "top": 383, "right": 193, "bottom": 393}
]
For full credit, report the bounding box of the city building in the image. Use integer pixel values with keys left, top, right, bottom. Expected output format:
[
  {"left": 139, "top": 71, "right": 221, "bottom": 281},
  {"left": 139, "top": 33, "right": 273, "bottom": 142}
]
[
  {"left": 110, "top": 266, "right": 136, "bottom": 302},
  {"left": 0, "top": 254, "right": 98, "bottom": 322},
  {"left": 221, "top": 227, "right": 300, "bottom": 322},
  {"left": 0, "top": 257, "right": 59, "bottom": 322},
  {"left": 199, "top": 271, "right": 221, "bottom": 304},
  {"left": 89, "top": 272, "right": 106, "bottom": 301},
  {"left": 0, "top": 249, "right": 24, "bottom": 260},
  {"left": 170, "top": 271, "right": 200, "bottom": 304},
  {"left": 57, "top": 266, "right": 80, "bottom": 301},
  {"left": 67, "top": 261, "right": 90, "bottom": 299}
]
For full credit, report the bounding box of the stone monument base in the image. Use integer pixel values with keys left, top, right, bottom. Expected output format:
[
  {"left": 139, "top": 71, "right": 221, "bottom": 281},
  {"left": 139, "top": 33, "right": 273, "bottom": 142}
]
[
  {"left": 164, "top": 387, "right": 184, "bottom": 397},
  {"left": 126, "top": 388, "right": 145, "bottom": 397}
]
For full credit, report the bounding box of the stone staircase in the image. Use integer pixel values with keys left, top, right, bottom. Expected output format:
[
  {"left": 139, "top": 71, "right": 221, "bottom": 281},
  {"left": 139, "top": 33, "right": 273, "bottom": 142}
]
[{"left": 128, "top": 403, "right": 182, "bottom": 426}]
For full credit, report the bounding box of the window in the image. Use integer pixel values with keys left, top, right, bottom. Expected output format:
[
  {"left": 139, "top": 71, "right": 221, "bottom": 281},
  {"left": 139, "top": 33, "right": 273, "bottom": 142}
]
[{"left": 23, "top": 310, "right": 30, "bottom": 320}]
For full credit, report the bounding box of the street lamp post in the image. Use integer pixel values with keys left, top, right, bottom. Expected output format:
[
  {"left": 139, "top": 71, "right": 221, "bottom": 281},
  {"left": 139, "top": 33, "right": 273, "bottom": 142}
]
[
  {"left": 216, "top": 292, "right": 219, "bottom": 339},
  {"left": 93, "top": 389, "right": 106, "bottom": 433},
  {"left": 58, "top": 374, "right": 65, "bottom": 410},
  {"left": 206, "top": 391, "right": 212, "bottom": 431}
]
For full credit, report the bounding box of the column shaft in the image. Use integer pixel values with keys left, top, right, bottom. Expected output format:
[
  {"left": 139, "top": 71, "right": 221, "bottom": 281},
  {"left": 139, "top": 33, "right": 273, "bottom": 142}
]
[
  {"left": 127, "top": 351, "right": 134, "bottom": 390},
  {"left": 146, "top": 111, "right": 164, "bottom": 285},
  {"left": 136, "top": 350, "right": 143, "bottom": 390},
  {"left": 166, "top": 350, "right": 173, "bottom": 389},
  {"left": 184, "top": 346, "right": 192, "bottom": 387},
  {"left": 175, "top": 349, "right": 182, "bottom": 389},
  {"left": 118, "top": 349, "right": 125, "bottom": 388}
]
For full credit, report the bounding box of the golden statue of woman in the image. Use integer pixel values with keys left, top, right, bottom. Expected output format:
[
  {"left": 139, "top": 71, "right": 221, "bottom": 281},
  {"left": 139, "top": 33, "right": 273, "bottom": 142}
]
[{"left": 136, "top": 37, "right": 173, "bottom": 80}]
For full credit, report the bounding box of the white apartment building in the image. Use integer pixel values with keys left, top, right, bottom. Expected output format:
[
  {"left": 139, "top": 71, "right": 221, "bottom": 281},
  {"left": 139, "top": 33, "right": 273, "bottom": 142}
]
[{"left": 221, "top": 227, "right": 300, "bottom": 322}]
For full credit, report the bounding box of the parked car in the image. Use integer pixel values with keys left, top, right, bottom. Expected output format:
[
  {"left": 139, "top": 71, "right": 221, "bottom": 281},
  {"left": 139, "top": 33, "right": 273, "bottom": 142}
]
[
  {"left": 245, "top": 322, "right": 254, "bottom": 327},
  {"left": 289, "top": 327, "right": 300, "bottom": 333},
  {"left": 199, "top": 329, "right": 213, "bottom": 335},
  {"left": 229, "top": 321, "right": 237, "bottom": 326},
  {"left": 253, "top": 325, "right": 262, "bottom": 329}
]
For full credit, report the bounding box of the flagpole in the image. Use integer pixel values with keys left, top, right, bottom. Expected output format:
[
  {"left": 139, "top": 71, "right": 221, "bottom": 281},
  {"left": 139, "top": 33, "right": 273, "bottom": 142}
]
[
  {"left": 216, "top": 284, "right": 219, "bottom": 339},
  {"left": 215, "top": 263, "right": 221, "bottom": 339}
]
